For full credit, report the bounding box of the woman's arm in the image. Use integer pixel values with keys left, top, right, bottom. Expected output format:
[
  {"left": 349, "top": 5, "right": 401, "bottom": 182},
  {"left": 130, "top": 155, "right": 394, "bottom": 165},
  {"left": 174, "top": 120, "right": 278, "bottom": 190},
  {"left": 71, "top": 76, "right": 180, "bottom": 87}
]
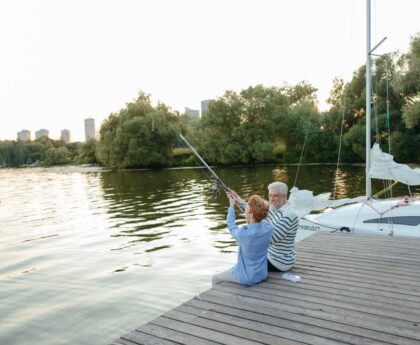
[{"left": 226, "top": 193, "right": 241, "bottom": 242}]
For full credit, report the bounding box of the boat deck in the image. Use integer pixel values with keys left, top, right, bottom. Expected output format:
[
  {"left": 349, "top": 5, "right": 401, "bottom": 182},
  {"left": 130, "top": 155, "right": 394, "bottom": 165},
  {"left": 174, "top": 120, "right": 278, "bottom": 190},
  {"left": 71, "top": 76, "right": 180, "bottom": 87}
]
[{"left": 110, "top": 232, "right": 420, "bottom": 345}]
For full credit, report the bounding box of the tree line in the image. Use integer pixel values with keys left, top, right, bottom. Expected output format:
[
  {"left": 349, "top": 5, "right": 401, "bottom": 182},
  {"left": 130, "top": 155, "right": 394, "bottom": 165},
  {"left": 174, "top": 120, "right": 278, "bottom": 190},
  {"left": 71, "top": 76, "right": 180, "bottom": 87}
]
[
  {"left": 0, "top": 137, "right": 97, "bottom": 167},
  {"left": 1, "top": 33, "right": 418, "bottom": 168}
]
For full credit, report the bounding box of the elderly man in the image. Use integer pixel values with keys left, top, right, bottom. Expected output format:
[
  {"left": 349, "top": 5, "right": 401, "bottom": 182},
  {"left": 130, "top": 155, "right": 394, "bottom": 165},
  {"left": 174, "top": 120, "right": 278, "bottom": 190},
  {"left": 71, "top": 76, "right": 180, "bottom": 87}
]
[
  {"left": 265, "top": 182, "right": 298, "bottom": 271},
  {"left": 229, "top": 181, "right": 298, "bottom": 272}
]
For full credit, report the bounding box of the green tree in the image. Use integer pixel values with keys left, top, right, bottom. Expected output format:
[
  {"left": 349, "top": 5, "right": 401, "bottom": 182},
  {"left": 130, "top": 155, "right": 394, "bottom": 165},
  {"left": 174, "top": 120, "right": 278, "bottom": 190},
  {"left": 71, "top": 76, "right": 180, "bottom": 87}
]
[
  {"left": 44, "top": 146, "right": 71, "bottom": 166},
  {"left": 96, "top": 92, "right": 178, "bottom": 168},
  {"left": 199, "top": 85, "right": 292, "bottom": 164},
  {"left": 402, "top": 100, "right": 420, "bottom": 129},
  {"left": 395, "top": 33, "right": 420, "bottom": 129},
  {"left": 78, "top": 139, "right": 98, "bottom": 164}
]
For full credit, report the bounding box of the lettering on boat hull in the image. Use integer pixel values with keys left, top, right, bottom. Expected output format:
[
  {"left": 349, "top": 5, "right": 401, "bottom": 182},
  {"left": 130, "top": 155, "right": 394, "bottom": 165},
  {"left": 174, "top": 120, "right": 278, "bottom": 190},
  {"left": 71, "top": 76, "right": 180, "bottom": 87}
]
[{"left": 298, "top": 224, "right": 321, "bottom": 232}]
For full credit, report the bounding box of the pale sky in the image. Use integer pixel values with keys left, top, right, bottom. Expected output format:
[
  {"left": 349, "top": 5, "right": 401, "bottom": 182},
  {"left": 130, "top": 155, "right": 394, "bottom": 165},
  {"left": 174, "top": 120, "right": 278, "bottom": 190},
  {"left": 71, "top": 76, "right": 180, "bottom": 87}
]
[{"left": 0, "top": 0, "right": 419, "bottom": 142}]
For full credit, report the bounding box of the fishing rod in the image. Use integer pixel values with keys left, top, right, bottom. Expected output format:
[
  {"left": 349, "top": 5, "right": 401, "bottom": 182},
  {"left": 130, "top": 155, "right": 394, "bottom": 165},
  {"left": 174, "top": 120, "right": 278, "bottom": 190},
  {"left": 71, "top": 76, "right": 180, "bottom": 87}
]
[
  {"left": 177, "top": 132, "right": 246, "bottom": 211},
  {"left": 178, "top": 133, "right": 228, "bottom": 190},
  {"left": 152, "top": 117, "right": 245, "bottom": 209}
]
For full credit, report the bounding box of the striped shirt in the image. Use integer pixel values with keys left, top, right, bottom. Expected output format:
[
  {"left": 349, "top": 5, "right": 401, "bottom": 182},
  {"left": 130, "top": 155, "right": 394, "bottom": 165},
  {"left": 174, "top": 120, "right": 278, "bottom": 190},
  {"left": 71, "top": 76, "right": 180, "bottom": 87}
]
[{"left": 267, "top": 202, "right": 298, "bottom": 271}]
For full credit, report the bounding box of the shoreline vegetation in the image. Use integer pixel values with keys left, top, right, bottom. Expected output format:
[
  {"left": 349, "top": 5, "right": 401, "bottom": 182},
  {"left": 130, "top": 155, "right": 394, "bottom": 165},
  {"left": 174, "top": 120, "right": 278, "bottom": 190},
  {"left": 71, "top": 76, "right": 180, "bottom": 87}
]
[{"left": 1, "top": 34, "right": 419, "bottom": 169}]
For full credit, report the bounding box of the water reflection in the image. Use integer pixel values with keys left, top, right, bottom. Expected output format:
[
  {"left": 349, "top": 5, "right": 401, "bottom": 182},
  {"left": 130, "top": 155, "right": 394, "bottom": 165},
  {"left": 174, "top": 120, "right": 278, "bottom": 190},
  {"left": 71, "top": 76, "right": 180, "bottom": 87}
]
[{"left": 100, "top": 169, "right": 215, "bottom": 253}]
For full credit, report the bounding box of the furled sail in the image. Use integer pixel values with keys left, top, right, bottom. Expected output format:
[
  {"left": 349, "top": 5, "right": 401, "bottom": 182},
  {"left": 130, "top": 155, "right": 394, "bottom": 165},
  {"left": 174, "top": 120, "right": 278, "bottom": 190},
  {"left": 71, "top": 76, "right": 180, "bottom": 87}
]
[
  {"left": 289, "top": 187, "right": 365, "bottom": 219},
  {"left": 368, "top": 143, "right": 420, "bottom": 185}
]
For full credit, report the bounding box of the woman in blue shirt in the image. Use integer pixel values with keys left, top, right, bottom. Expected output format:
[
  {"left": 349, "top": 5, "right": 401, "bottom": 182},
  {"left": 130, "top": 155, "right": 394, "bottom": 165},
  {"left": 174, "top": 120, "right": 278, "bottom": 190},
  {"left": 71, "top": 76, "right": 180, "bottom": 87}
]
[{"left": 212, "top": 193, "right": 273, "bottom": 286}]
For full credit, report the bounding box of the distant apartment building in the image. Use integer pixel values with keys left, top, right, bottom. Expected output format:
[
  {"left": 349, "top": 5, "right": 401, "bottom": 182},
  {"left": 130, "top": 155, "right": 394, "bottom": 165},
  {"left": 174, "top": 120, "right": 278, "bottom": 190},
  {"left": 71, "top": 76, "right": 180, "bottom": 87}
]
[
  {"left": 84, "top": 118, "right": 95, "bottom": 141},
  {"left": 17, "top": 129, "right": 31, "bottom": 141},
  {"left": 201, "top": 99, "right": 211, "bottom": 115},
  {"left": 61, "top": 129, "right": 71, "bottom": 144},
  {"left": 185, "top": 107, "right": 200, "bottom": 117},
  {"left": 35, "top": 129, "right": 49, "bottom": 139}
]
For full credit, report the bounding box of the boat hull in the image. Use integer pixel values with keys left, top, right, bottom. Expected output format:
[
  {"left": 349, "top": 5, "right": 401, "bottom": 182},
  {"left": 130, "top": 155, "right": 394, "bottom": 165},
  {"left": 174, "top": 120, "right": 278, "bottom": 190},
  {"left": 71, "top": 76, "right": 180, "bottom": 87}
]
[{"left": 298, "top": 198, "right": 420, "bottom": 238}]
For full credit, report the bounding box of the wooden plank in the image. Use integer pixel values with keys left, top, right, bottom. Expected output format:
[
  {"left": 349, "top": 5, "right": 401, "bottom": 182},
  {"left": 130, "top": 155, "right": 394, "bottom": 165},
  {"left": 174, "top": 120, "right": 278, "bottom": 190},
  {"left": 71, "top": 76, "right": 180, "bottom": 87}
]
[
  {"left": 266, "top": 275, "right": 420, "bottom": 305},
  {"left": 208, "top": 286, "right": 420, "bottom": 338},
  {"left": 198, "top": 291, "right": 420, "bottom": 344},
  {"left": 303, "top": 232, "right": 420, "bottom": 247},
  {"left": 152, "top": 316, "right": 262, "bottom": 345},
  {"left": 180, "top": 297, "right": 405, "bottom": 345},
  {"left": 291, "top": 262, "right": 420, "bottom": 290},
  {"left": 197, "top": 291, "right": 420, "bottom": 345},
  {"left": 298, "top": 245, "right": 420, "bottom": 264},
  {"left": 293, "top": 259, "right": 420, "bottom": 287},
  {"left": 298, "top": 238, "right": 420, "bottom": 255},
  {"left": 136, "top": 322, "right": 219, "bottom": 345},
  {"left": 297, "top": 242, "right": 420, "bottom": 262},
  {"left": 121, "top": 330, "right": 179, "bottom": 345},
  {"left": 292, "top": 259, "right": 420, "bottom": 281},
  {"left": 301, "top": 232, "right": 420, "bottom": 245},
  {"left": 289, "top": 267, "right": 420, "bottom": 298},
  {"left": 220, "top": 282, "right": 420, "bottom": 323},
  {"left": 296, "top": 252, "right": 420, "bottom": 272},
  {"left": 296, "top": 251, "right": 420, "bottom": 275},
  {"left": 261, "top": 279, "right": 420, "bottom": 314},
  {"left": 300, "top": 240, "right": 420, "bottom": 254},
  {"left": 110, "top": 233, "right": 420, "bottom": 345},
  {"left": 297, "top": 244, "right": 420, "bottom": 264},
  {"left": 165, "top": 309, "right": 305, "bottom": 345}
]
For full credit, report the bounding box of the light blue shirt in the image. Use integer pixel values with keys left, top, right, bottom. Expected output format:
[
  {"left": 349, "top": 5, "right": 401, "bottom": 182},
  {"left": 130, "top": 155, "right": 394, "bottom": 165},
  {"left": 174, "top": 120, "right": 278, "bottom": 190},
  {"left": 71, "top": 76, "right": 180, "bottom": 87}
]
[{"left": 226, "top": 206, "right": 273, "bottom": 285}]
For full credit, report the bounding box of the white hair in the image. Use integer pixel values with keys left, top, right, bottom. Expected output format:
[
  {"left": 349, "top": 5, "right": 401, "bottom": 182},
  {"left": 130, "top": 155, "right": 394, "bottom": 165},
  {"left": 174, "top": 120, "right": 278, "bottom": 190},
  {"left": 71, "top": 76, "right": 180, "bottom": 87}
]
[{"left": 267, "top": 181, "right": 288, "bottom": 195}]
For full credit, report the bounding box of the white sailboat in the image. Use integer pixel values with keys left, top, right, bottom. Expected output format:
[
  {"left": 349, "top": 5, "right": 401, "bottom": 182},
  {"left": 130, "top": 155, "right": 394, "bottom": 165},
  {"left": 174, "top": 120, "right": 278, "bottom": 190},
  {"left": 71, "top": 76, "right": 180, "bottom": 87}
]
[{"left": 294, "top": 0, "right": 420, "bottom": 238}]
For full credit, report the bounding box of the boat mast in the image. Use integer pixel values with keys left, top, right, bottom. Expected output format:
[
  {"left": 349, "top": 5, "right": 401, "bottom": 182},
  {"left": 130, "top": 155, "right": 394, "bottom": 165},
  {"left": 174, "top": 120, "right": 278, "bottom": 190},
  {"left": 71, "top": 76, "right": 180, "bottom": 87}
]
[{"left": 365, "top": 0, "right": 372, "bottom": 199}]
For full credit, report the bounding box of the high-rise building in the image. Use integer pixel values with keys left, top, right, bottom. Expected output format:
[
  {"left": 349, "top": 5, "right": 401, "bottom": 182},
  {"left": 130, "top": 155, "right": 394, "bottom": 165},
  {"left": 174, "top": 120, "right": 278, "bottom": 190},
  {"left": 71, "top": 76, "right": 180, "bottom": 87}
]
[
  {"left": 84, "top": 118, "right": 95, "bottom": 141},
  {"left": 185, "top": 107, "right": 199, "bottom": 117},
  {"left": 201, "top": 99, "right": 211, "bottom": 115},
  {"left": 17, "top": 130, "right": 31, "bottom": 141},
  {"left": 35, "top": 129, "right": 49, "bottom": 139},
  {"left": 61, "top": 129, "right": 71, "bottom": 144}
]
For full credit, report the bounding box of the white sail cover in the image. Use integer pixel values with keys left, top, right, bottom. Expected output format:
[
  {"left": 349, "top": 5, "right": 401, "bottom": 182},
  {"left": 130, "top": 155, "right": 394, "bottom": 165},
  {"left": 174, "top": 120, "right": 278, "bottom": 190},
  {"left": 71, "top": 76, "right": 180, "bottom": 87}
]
[
  {"left": 289, "top": 187, "right": 365, "bottom": 219},
  {"left": 368, "top": 143, "right": 420, "bottom": 185}
]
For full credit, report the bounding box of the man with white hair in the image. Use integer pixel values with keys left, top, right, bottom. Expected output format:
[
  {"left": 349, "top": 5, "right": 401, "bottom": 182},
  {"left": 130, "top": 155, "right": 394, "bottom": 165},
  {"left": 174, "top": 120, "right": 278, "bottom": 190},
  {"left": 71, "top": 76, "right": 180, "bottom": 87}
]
[
  {"left": 229, "top": 181, "right": 298, "bottom": 272},
  {"left": 265, "top": 181, "right": 298, "bottom": 271}
]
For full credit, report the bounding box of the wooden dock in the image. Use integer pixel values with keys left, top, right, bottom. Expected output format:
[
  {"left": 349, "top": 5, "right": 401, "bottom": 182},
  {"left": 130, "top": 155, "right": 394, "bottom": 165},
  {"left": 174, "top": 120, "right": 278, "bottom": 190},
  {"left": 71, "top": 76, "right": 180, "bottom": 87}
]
[{"left": 110, "top": 232, "right": 420, "bottom": 345}]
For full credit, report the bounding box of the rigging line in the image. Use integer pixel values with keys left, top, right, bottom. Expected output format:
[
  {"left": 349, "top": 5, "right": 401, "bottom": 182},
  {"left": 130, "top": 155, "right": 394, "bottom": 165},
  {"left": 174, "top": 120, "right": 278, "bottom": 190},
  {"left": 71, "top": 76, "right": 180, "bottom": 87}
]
[
  {"left": 379, "top": 59, "right": 395, "bottom": 200},
  {"left": 373, "top": 61, "right": 380, "bottom": 143},
  {"left": 407, "top": 185, "right": 413, "bottom": 199},
  {"left": 333, "top": 85, "right": 348, "bottom": 200},
  {"left": 293, "top": 106, "right": 313, "bottom": 189},
  {"left": 385, "top": 58, "right": 391, "bottom": 154}
]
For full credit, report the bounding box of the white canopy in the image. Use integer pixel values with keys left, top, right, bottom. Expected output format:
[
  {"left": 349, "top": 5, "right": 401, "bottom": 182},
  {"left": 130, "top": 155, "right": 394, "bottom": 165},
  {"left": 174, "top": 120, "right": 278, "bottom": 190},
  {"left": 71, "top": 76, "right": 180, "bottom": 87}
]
[
  {"left": 289, "top": 187, "right": 365, "bottom": 219},
  {"left": 368, "top": 143, "right": 420, "bottom": 186}
]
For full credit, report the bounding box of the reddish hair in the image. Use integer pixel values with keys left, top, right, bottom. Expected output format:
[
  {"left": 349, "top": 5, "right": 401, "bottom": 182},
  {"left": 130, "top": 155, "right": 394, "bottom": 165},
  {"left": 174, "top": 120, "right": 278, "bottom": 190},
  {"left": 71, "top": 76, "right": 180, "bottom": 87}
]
[{"left": 247, "top": 195, "right": 269, "bottom": 222}]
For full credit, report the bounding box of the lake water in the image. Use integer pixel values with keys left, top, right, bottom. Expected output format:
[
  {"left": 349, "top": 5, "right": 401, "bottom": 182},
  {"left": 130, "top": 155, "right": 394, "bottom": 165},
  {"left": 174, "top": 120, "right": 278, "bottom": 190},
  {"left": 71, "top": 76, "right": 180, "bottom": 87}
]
[{"left": 1, "top": 164, "right": 418, "bottom": 345}]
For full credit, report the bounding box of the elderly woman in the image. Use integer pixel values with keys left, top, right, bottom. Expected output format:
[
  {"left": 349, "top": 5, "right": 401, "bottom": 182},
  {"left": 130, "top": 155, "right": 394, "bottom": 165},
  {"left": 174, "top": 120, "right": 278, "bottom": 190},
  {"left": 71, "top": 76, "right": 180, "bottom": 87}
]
[{"left": 212, "top": 193, "right": 273, "bottom": 286}]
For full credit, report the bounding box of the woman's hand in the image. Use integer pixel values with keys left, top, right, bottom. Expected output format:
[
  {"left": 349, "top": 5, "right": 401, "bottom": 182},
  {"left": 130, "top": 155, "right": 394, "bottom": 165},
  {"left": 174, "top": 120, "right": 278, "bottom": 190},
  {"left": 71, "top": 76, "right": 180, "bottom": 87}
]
[
  {"left": 226, "top": 191, "right": 236, "bottom": 207},
  {"left": 227, "top": 188, "right": 245, "bottom": 211}
]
